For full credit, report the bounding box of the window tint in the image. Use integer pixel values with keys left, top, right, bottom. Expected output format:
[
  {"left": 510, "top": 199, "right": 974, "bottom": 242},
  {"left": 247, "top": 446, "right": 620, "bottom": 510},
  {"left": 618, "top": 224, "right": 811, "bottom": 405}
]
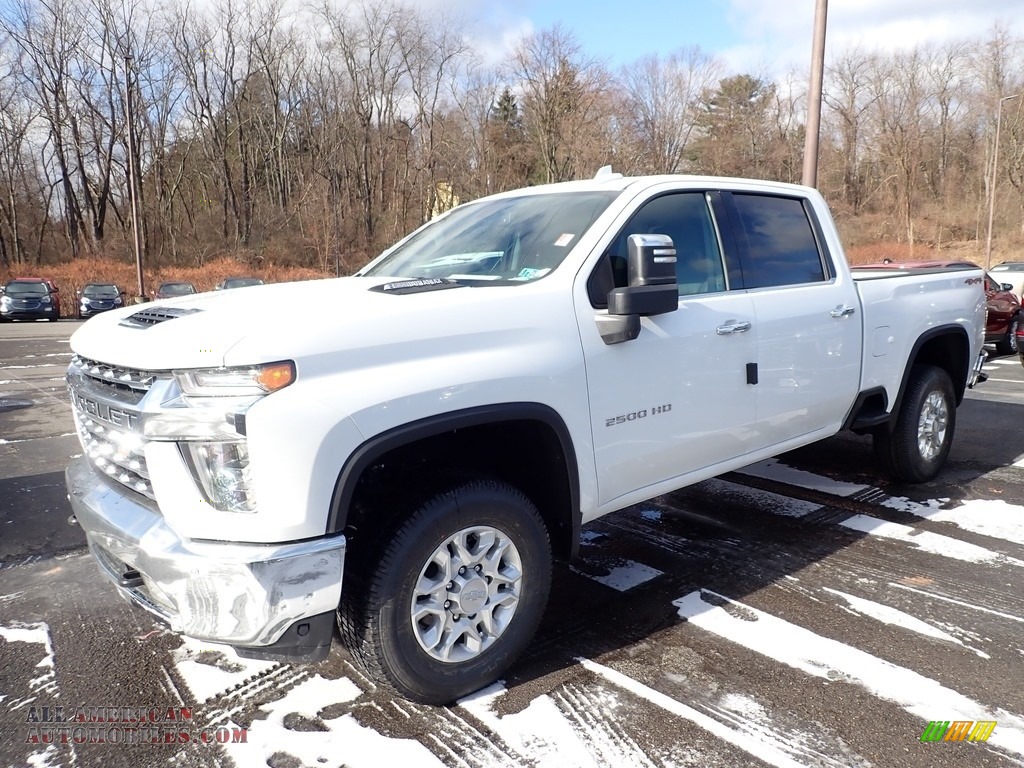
[
  {"left": 608, "top": 193, "right": 726, "bottom": 296},
  {"left": 731, "top": 194, "right": 826, "bottom": 288}
]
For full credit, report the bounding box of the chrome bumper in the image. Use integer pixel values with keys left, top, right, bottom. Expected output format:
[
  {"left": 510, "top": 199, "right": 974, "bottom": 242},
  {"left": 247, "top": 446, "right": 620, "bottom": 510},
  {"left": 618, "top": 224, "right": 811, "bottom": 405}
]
[{"left": 65, "top": 456, "right": 345, "bottom": 648}]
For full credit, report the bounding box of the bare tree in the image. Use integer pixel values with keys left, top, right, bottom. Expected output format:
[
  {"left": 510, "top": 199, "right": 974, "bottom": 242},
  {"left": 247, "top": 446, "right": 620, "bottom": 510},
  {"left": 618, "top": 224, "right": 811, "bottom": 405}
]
[{"left": 618, "top": 46, "right": 720, "bottom": 174}]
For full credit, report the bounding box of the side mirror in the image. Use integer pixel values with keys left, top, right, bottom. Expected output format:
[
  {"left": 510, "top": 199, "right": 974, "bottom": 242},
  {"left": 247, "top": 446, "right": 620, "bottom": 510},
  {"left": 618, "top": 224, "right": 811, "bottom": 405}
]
[
  {"left": 597, "top": 234, "right": 678, "bottom": 345},
  {"left": 1002, "top": 283, "right": 1014, "bottom": 292}
]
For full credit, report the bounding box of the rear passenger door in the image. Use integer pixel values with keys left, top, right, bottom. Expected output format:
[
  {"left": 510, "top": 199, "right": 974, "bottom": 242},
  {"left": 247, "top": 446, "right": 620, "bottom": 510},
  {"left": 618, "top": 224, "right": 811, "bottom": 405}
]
[{"left": 723, "top": 192, "right": 862, "bottom": 447}]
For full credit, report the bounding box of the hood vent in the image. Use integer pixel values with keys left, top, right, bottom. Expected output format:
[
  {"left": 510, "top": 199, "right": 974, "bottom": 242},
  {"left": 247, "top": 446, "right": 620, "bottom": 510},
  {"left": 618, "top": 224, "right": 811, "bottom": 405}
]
[{"left": 120, "top": 306, "right": 202, "bottom": 328}]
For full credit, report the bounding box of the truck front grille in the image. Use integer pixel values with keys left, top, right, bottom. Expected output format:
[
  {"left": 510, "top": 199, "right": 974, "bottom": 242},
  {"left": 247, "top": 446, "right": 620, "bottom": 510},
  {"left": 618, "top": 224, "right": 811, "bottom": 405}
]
[
  {"left": 68, "top": 356, "right": 165, "bottom": 500},
  {"left": 73, "top": 409, "right": 153, "bottom": 498}
]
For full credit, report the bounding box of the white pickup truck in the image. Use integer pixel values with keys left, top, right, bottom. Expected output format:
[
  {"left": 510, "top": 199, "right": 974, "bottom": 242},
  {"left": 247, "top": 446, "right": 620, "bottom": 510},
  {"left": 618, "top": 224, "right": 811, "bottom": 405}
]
[{"left": 65, "top": 173, "right": 987, "bottom": 704}]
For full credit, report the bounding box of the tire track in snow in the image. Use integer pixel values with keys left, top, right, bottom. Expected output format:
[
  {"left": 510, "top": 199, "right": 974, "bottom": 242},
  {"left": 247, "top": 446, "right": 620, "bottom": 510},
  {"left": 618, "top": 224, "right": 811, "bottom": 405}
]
[{"left": 674, "top": 589, "right": 1024, "bottom": 759}]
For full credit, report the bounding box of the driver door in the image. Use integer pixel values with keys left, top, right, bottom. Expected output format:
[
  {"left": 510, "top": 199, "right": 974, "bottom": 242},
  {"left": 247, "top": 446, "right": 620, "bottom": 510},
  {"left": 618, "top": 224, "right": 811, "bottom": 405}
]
[{"left": 577, "top": 190, "right": 758, "bottom": 511}]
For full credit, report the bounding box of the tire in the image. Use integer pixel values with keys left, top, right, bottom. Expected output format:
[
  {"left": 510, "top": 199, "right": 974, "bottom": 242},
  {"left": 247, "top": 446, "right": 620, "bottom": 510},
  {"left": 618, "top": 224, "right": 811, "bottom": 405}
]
[
  {"left": 996, "top": 314, "right": 1019, "bottom": 355},
  {"left": 339, "top": 479, "right": 552, "bottom": 704},
  {"left": 873, "top": 364, "right": 956, "bottom": 483}
]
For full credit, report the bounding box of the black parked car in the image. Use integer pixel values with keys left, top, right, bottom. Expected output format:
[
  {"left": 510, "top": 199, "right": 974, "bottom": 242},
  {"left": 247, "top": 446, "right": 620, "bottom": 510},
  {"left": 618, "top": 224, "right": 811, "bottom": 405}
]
[
  {"left": 77, "top": 283, "right": 124, "bottom": 318},
  {"left": 215, "top": 276, "right": 264, "bottom": 290},
  {"left": 0, "top": 278, "right": 60, "bottom": 322},
  {"left": 153, "top": 281, "right": 197, "bottom": 299}
]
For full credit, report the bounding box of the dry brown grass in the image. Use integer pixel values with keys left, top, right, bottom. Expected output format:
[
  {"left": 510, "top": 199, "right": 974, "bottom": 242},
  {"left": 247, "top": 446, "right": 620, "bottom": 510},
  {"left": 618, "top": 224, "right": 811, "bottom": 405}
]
[
  {"left": 1, "top": 257, "right": 328, "bottom": 307},
  {"left": 844, "top": 241, "right": 986, "bottom": 267}
]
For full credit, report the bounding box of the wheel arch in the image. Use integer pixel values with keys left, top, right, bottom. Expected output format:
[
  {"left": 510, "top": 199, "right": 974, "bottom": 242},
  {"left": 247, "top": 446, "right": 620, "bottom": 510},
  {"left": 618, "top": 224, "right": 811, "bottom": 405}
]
[
  {"left": 877, "top": 324, "right": 970, "bottom": 434},
  {"left": 326, "top": 403, "right": 582, "bottom": 561}
]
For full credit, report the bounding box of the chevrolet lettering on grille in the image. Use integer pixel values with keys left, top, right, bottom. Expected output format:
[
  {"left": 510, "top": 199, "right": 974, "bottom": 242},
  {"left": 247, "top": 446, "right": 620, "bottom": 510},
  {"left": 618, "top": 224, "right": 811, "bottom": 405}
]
[{"left": 71, "top": 390, "right": 140, "bottom": 430}]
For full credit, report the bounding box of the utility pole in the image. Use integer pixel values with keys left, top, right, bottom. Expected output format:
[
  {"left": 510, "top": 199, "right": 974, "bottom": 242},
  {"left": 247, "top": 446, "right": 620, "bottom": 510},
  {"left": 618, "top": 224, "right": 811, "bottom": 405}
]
[
  {"left": 124, "top": 53, "right": 146, "bottom": 301},
  {"left": 802, "top": 0, "right": 828, "bottom": 188},
  {"left": 985, "top": 93, "right": 1021, "bottom": 269}
]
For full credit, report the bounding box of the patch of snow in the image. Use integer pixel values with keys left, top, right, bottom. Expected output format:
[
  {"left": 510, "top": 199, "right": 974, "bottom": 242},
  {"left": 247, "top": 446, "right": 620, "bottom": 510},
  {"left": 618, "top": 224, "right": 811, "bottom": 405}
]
[
  {"left": 736, "top": 459, "right": 868, "bottom": 497},
  {"left": 572, "top": 560, "right": 663, "bottom": 591},
  {"left": 889, "top": 583, "right": 1024, "bottom": 624},
  {"left": 171, "top": 637, "right": 277, "bottom": 703},
  {"left": 639, "top": 508, "right": 662, "bottom": 522},
  {"left": 840, "top": 515, "right": 1024, "bottom": 567},
  {"left": 26, "top": 745, "right": 60, "bottom": 768},
  {"left": 580, "top": 658, "right": 848, "bottom": 768},
  {"left": 222, "top": 674, "right": 444, "bottom": 768},
  {"left": 822, "top": 588, "right": 988, "bottom": 657},
  {"left": 579, "top": 530, "right": 605, "bottom": 544},
  {"left": 0, "top": 622, "right": 58, "bottom": 704},
  {"left": 461, "top": 682, "right": 654, "bottom": 768},
  {"left": 884, "top": 497, "right": 1024, "bottom": 548},
  {"left": 674, "top": 589, "right": 1024, "bottom": 757}
]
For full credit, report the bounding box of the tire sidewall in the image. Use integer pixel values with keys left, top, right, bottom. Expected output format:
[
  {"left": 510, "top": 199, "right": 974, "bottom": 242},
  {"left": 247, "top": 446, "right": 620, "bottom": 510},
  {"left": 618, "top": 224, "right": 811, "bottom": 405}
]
[
  {"left": 898, "top": 366, "right": 956, "bottom": 481},
  {"left": 1010, "top": 316, "right": 1020, "bottom": 354},
  {"left": 374, "top": 484, "right": 551, "bottom": 703}
]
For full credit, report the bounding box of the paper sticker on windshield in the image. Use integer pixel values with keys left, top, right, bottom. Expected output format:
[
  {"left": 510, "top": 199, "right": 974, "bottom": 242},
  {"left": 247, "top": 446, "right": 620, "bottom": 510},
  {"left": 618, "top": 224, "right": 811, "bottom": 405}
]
[
  {"left": 513, "top": 267, "right": 552, "bottom": 280},
  {"left": 554, "top": 233, "right": 574, "bottom": 247}
]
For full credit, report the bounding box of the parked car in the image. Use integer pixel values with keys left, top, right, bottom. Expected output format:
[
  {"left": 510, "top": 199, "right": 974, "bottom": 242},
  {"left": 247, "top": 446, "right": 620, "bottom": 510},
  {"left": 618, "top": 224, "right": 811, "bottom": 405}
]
[
  {"left": 853, "top": 260, "right": 1021, "bottom": 355},
  {"left": 77, "top": 283, "right": 124, "bottom": 319},
  {"left": 153, "top": 281, "right": 197, "bottom": 299},
  {"left": 990, "top": 261, "right": 1024, "bottom": 300},
  {"left": 0, "top": 277, "right": 60, "bottom": 321},
  {"left": 215, "top": 276, "right": 264, "bottom": 290}
]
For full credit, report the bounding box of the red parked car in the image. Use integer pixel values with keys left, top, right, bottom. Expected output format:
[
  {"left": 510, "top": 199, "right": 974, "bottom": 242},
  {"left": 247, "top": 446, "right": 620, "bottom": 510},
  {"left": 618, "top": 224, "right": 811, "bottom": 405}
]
[{"left": 853, "top": 260, "right": 1020, "bottom": 355}]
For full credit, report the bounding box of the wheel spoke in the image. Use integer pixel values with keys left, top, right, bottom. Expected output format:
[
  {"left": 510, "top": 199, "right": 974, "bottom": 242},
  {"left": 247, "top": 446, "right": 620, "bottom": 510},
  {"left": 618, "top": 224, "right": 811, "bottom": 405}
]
[{"left": 410, "top": 524, "right": 524, "bottom": 664}]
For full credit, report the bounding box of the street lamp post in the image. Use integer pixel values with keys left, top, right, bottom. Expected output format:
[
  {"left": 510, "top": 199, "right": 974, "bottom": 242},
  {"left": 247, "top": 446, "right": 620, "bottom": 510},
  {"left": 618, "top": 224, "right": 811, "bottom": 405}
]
[
  {"left": 802, "top": 0, "right": 829, "bottom": 188},
  {"left": 124, "top": 53, "right": 146, "bottom": 301},
  {"left": 985, "top": 93, "right": 1021, "bottom": 269}
]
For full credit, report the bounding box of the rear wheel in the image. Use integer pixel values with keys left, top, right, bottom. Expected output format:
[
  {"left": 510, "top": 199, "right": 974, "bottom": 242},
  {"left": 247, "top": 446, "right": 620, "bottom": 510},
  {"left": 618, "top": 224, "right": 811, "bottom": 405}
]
[
  {"left": 873, "top": 364, "right": 956, "bottom": 483},
  {"left": 996, "top": 314, "right": 1019, "bottom": 355},
  {"left": 339, "top": 479, "right": 552, "bottom": 704}
]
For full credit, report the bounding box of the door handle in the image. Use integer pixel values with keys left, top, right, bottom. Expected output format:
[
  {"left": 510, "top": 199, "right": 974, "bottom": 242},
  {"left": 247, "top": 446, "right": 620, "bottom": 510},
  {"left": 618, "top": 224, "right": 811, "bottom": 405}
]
[
  {"left": 716, "top": 321, "right": 752, "bottom": 335},
  {"left": 830, "top": 305, "right": 856, "bottom": 318}
]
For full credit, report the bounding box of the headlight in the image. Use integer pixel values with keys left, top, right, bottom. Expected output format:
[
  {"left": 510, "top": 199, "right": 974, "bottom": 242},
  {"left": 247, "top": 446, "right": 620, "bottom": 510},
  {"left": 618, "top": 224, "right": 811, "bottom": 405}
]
[
  {"left": 174, "top": 361, "right": 295, "bottom": 399},
  {"left": 0, "top": 296, "right": 10, "bottom": 306},
  {"left": 114, "top": 296, "right": 123, "bottom": 305},
  {"left": 182, "top": 441, "right": 255, "bottom": 513},
  {"left": 41, "top": 295, "right": 52, "bottom": 304},
  {"left": 81, "top": 298, "right": 91, "bottom": 306}
]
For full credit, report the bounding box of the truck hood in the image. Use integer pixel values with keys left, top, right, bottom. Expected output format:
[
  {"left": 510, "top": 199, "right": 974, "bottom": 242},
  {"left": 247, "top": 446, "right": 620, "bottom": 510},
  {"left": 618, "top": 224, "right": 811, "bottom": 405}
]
[{"left": 69, "top": 276, "right": 567, "bottom": 371}]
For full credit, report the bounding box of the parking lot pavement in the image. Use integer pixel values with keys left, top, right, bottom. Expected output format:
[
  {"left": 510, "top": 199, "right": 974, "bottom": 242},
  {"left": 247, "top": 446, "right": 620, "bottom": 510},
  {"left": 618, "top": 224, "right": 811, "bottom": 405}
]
[{"left": 2, "top": 322, "right": 1023, "bottom": 768}]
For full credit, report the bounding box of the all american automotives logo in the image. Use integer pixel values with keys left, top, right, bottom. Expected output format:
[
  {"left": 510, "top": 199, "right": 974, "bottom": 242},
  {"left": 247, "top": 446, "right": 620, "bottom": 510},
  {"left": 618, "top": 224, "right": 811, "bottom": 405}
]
[
  {"left": 23, "top": 706, "right": 247, "bottom": 746},
  {"left": 920, "top": 720, "right": 997, "bottom": 742}
]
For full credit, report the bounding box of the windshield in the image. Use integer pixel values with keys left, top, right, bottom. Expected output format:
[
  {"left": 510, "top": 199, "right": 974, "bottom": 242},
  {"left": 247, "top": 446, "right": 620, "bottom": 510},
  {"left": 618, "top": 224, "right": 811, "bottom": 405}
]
[
  {"left": 4, "top": 282, "right": 47, "bottom": 295},
  {"left": 224, "top": 278, "right": 262, "bottom": 288},
  {"left": 160, "top": 283, "right": 195, "bottom": 296},
  {"left": 992, "top": 263, "right": 1024, "bottom": 271},
  {"left": 363, "top": 191, "right": 619, "bottom": 283},
  {"left": 84, "top": 284, "right": 119, "bottom": 296}
]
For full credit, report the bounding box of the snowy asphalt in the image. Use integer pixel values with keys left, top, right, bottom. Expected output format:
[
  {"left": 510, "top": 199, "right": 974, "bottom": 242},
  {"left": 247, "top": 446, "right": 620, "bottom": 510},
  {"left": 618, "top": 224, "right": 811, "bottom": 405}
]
[{"left": 1, "top": 320, "right": 1023, "bottom": 768}]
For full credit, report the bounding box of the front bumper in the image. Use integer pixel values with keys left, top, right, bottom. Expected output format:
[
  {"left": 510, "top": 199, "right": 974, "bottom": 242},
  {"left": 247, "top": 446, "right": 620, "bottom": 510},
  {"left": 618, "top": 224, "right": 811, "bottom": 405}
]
[
  {"left": 65, "top": 456, "right": 346, "bottom": 651},
  {"left": 1, "top": 306, "right": 58, "bottom": 320}
]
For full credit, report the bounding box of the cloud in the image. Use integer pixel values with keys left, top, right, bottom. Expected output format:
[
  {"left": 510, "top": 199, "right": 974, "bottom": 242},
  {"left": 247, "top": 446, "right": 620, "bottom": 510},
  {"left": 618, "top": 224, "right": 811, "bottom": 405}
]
[{"left": 722, "top": 0, "right": 1024, "bottom": 75}]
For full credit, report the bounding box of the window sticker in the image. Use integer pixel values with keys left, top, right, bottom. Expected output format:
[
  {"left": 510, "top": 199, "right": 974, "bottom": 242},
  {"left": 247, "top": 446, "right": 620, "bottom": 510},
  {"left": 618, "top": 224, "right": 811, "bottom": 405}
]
[
  {"left": 512, "top": 267, "right": 552, "bottom": 280},
  {"left": 554, "top": 233, "right": 575, "bottom": 247}
]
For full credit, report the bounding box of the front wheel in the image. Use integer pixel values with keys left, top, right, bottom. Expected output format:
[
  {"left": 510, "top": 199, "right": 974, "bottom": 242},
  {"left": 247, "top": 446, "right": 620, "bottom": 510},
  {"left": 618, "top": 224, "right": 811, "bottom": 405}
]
[
  {"left": 339, "top": 479, "right": 552, "bottom": 704},
  {"left": 873, "top": 364, "right": 956, "bottom": 483},
  {"left": 996, "top": 314, "right": 1019, "bottom": 355}
]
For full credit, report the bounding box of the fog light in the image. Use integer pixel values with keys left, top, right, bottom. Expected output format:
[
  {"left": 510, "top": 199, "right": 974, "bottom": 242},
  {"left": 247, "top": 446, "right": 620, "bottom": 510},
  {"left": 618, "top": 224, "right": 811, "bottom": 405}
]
[{"left": 183, "top": 441, "right": 256, "bottom": 513}]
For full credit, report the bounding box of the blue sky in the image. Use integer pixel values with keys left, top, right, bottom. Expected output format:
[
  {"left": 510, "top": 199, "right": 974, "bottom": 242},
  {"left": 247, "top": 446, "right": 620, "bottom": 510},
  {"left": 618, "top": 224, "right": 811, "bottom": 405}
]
[{"left": 448, "top": 0, "right": 1024, "bottom": 75}]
